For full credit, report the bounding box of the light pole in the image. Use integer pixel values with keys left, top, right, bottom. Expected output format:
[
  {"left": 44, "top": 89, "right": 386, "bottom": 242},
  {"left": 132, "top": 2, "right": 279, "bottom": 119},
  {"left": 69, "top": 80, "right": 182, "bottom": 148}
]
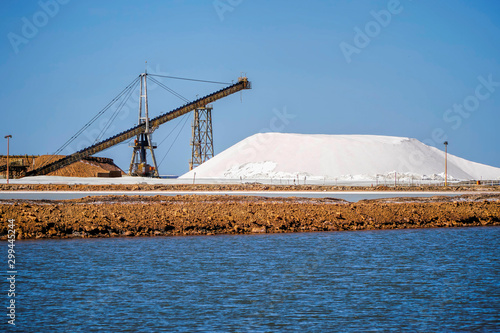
[
  {"left": 4, "top": 135, "right": 12, "bottom": 185},
  {"left": 444, "top": 141, "right": 448, "bottom": 186}
]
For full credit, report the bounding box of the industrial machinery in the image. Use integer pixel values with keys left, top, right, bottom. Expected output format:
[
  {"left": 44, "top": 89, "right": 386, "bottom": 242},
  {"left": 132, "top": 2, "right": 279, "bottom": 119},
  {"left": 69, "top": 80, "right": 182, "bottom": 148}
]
[
  {"left": 0, "top": 156, "right": 33, "bottom": 179},
  {"left": 128, "top": 72, "right": 159, "bottom": 177},
  {"left": 189, "top": 105, "right": 214, "bottom": 170},
  {"left": 24, "top": 75, "right": 251, "bottom": 177}
]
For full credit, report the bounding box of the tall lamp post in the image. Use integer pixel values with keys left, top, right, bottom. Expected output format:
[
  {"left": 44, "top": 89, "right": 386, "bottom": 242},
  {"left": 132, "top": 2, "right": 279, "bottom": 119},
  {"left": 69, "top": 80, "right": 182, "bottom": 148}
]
[
  {"left": 444, "top": 141, "right": 448, "bottom": 187},
  {"left": 4, "top": 135, "right": 12, "bottom": 185}
]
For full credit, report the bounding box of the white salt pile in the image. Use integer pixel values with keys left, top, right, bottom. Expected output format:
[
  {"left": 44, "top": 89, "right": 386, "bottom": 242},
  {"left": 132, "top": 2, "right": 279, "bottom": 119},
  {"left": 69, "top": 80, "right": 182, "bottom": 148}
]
[{"left": 180, "top": 133, "right": 500, "bottom": 181}]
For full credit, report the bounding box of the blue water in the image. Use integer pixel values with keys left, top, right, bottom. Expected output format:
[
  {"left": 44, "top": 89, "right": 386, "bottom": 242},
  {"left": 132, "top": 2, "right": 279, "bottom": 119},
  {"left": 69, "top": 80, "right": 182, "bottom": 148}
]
[{"left": 6, "top": 227, "right": 500, "bottom": 332}]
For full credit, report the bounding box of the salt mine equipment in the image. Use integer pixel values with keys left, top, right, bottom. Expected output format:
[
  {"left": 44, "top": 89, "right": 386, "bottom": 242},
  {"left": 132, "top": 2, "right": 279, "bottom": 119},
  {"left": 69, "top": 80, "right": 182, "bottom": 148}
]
[
  {"left": 190, "top": 105, "right": 214, "bottom": 171},
  {"left": 128, "top": 72, "right": 159, "bottom": 177},
  {"left": 0, "top": 155, "right": 37, "bottom": 179},
  {"left": 24, "top": 75, "right": 251, "bottom": 177}
]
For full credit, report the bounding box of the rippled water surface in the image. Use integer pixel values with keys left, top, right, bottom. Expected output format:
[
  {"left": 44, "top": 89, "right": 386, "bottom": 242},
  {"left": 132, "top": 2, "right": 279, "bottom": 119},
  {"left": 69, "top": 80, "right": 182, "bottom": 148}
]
[{"left": 8, "top": 227, "right": 500, "bottom": 332}]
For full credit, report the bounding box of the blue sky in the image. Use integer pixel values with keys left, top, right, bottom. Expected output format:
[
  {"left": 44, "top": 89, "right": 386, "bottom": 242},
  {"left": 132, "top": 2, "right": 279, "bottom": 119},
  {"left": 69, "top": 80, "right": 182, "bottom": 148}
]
[{"left": 1, "top": 0, "right": 499, "bottom": 176}]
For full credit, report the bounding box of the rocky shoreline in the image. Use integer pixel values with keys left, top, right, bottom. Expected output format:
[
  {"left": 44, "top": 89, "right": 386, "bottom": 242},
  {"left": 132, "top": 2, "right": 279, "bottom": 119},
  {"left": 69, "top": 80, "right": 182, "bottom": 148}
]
[{"left": 1, "top": 193, "right": 499, "bottom": 240}]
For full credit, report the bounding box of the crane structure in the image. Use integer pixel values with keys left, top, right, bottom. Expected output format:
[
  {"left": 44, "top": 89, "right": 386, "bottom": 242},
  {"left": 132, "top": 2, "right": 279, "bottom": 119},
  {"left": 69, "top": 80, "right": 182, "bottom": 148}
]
[
  {"left": 189, "top": 105, "right": 214, "bottom": 170},
  {"left": 128, "top": 72, "right": 159, "bottom": 177},
  {"left": 25, "top": 76, "right": 251, "bottom": 177}
]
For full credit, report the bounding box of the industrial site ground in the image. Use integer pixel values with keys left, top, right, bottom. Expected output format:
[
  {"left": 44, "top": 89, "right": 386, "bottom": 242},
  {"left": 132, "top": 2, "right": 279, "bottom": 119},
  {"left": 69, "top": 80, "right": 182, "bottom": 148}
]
[{"left": 1, "top": 183, "right": 500, "bottom": 192}]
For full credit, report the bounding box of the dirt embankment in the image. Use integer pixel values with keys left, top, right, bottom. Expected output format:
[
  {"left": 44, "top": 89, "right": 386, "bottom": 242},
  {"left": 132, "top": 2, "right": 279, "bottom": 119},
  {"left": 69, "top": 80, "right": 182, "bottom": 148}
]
[
  {"left": 0, "top": 194, "right": 498, "bottom": 240},
  {"left": 36, "top": 156, "right": 124, "bottom": 177},
  {"left": 1, "top": 155, "right": 124, "bottom": 178},
  {"left": 1, "top": 183, "right": 499, "bottom": 192}
]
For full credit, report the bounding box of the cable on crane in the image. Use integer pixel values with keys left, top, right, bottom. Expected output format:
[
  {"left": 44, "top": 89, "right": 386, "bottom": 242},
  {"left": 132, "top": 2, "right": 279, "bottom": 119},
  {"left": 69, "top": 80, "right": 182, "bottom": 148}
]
[
  {"left": 40, "top": 75, "right": 141, "bottom": 168},
  {"left": 157, "top": 113, "right": 191, "bottom": 168},
  {"left": 157, "top": 114, "right": 186, "bottom": 147},
  {"left": 147, "top": 76, "right": 194, "bottom": 171},
  {"left": 148, "top": 74, "right": 230, "bottom": 85},
  {"left": 95, "top": 79, "right": 140, "bottom": 143},
  {"left": 148, "top": 77, "right": 190, "bottom": 103},
  {"left": 149, "top": 74, "right": 228, "bottom": 170},
  {"left": 95, "top": 75, "right": 191, "bottom": 149}
]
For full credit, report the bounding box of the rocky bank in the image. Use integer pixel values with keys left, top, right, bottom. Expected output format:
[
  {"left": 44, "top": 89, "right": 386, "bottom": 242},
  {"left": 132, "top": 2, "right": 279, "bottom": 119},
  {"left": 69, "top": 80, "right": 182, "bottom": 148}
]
[{"left": 0, "top": 194, "right": 499, "bottom": 240}]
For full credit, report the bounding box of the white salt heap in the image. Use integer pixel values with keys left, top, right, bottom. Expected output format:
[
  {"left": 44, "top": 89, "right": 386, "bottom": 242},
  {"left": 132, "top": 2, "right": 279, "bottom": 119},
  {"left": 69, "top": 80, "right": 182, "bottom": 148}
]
[{"left": 180, "top": 133, "right": 500, "bottom": 181}]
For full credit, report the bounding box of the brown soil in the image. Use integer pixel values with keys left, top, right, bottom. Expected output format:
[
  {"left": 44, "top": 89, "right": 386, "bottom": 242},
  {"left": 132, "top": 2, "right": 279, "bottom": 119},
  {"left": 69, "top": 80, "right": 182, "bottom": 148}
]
[
  {"left": 1, "top": 155, "right": 124, "bottom": 178},
  {"left": 32, "top": 155, "right": 124, "bottom": 177},
  {"left": 1, "top": 183, "right": 499, "bottom": 192},
  {"left": 1, "top": 193, "right": 498, "bottom": 240}
]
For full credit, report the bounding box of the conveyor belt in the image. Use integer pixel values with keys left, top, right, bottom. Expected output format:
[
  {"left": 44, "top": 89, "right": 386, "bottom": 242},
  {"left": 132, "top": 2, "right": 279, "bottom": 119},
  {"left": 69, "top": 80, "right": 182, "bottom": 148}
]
[{"left": 25, "top": 77, "right": 251, "bottom": 177}]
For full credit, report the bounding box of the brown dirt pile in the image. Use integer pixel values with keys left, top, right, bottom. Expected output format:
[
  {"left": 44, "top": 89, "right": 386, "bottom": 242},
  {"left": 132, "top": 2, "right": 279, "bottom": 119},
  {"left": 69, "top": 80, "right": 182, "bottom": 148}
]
[
  {"left": 32, "top": 155, "right": 124, "bottom": 177},
  {"left": 1, "top": 155, "right": 123, "bottom": 178},
  {"left": 1, "top": 194, "right": 498, "bottom": 240}
]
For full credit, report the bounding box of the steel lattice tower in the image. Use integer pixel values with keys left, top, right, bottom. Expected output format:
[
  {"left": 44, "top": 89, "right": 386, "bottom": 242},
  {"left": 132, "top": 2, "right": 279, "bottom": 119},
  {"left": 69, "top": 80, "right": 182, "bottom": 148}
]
[
  {"left": 190, "top": 105, "right": 214, "bottom": 170},
  {"left": 128, "top": 72, "right": 160, "bottom": 177}
]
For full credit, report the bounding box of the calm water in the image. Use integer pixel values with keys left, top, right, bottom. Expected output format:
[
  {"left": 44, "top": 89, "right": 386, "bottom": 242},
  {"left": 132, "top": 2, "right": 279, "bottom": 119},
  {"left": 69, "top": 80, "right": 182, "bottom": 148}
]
[{"left": 6, "top": 227, "right": 499, "bottom": 332}]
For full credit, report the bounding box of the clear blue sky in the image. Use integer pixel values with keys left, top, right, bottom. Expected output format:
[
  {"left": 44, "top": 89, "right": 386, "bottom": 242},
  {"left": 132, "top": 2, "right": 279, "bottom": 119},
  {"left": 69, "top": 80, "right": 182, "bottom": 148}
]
[{"left": 1, "top": 0, "right": 499, "bottom": 176}]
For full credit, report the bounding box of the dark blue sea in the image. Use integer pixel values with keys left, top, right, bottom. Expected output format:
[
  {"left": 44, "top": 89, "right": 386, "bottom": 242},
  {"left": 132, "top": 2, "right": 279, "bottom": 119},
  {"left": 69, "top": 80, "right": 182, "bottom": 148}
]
[{"left": 5, "top": 227, "right": 500, "bottom": 332}]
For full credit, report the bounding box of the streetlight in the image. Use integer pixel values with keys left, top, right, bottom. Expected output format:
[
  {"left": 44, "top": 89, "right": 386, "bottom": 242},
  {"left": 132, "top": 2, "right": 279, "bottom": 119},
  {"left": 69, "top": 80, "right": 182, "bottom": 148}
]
[
  {"left": 444, "top": 141, "right": 448, "bottom": 186},
  {"left": 4, "top": 135, "right": 12, "bottom": 185}
]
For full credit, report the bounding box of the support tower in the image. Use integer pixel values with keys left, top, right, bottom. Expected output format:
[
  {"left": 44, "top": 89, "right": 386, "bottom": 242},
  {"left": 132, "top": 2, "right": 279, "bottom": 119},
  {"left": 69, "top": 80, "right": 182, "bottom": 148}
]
[
  {"left": 129, "top": 73, "right": 160, "bottom": 177},
  {"left": 189, "top": 105, "right": 214, "bottom": 170}
]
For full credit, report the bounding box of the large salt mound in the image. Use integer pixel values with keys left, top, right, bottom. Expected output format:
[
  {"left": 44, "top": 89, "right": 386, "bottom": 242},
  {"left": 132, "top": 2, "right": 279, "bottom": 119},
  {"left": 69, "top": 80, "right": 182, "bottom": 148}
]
[{"left": 180, "top": 133, "right": 500, "bottom": 181}]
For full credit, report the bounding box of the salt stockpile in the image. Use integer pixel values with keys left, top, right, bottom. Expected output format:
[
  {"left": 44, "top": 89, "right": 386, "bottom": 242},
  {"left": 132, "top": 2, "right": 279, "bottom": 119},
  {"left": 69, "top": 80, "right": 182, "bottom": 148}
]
[{"left": 180, "top": 133, "right": 500, "bottom": 181}]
